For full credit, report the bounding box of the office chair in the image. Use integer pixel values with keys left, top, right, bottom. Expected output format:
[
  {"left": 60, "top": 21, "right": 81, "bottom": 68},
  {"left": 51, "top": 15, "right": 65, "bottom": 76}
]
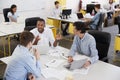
[
  {"left": 24, "top": 17, "right": 40, "bottom": 31},
  {"left": 3, "top": 8, "right": 10, "bottom": 22},
  {"left": 88, "top": 30, "right": 111, "bottom": 62},
  {"left": 96, "top": 13, "right": 105, "bottom": 31}
]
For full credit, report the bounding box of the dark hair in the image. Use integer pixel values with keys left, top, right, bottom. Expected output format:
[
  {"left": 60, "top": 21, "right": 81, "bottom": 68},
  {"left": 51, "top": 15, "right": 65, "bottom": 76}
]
[
  {"left": 54, "top": 1, "right": 59, "bottom": 5},
  {"left": 20, "top": 31, "right": 34, "bottom": 47},
  {"left": 94, "top": 4, "right": 100, "bottom": 9},
  {"left": 73, "top": 21, "right": 87, "bottom": 33},
  {"left": 10, "top": 4, "right": 17, "bottom": 15},
  {"left": 37, "top": 18, "right": 45, "bottom": 25}
]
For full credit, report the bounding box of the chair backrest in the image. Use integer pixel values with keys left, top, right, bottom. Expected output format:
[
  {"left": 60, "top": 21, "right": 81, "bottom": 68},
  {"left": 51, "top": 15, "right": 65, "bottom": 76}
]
[
  {"left": 88, "top": 30, "right": 111, "bottom": 60},
  {"left": 97, "top": 13, "right": 105, "bottom": 31},
  {"left": 24, "top": 17, "right": 40, "bottom": 31},
  {"left": 3, "top": 8, "right": 10, "bottom": 22}
]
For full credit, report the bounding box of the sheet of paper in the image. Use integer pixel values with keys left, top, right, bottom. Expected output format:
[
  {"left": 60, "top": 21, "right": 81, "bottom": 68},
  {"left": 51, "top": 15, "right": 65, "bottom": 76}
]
[
  {"left": 41, "top": 68, "right": 67, "bottom": 80},
  {"left": 45, "top": 59, "right": 65, "bottom": 68},
  {"left": 73, "top": 67, "right": 90, "bottom": 75}
]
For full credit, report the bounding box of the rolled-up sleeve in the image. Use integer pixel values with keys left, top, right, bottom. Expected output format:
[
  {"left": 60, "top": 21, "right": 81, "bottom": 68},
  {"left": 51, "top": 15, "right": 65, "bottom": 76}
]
[{"left": 89, "top": 38, "right": 99, "bottom": 64}]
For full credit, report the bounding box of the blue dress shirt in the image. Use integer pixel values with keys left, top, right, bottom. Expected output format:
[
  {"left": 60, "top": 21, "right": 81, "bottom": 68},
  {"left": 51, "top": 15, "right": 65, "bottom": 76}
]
[
  {"left": 69, "top": 33, "right": 99, "bottom": 64},
  {"left": 90, "top": 11, "right": 101, "bottom": 30},
  {"left": 4, "top": 45, "right": 41, "bottom": 80}
]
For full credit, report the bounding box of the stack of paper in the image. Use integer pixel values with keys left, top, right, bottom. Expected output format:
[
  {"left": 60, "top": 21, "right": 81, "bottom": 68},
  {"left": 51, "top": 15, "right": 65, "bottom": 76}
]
[
  {"left": 73, "top": 67, "right": 90, "bottom": 75},
  {"left": 41, "top": 68, "right": 67, "bottom": 80},
  {"left": 45, "top": 59, "right": 65, "bottom": 68}
]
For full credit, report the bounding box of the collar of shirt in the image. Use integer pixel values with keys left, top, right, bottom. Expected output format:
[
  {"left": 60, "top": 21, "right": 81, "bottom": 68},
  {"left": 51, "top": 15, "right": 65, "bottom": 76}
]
[
  {"left": 17, "top": 45, "right": 33, "bottom": 57},
  {"left": 79, "top": 33, "right": 88, "bottom": 41}
]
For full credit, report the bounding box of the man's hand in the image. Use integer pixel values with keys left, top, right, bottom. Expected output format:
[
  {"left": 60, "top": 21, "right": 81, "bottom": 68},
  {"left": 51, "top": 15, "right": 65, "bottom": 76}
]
[
  {"left": 33, "top": 35, "right": 40, "bottom": 45},
  {"left": 68, "top": 56, "right": 73, "bottom": 63},
  {"left": 83, "top": 61, "right": 91, "bottom": 68},
  {"left": 33, "top": 49, "right": 40, "bottom": 60},
  {"left": 55, "top": 34, "right": 62, "bottom": 41}
]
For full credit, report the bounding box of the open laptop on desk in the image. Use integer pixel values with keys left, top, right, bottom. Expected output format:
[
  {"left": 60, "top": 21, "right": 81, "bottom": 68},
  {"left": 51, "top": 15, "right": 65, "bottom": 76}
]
[
  {"left": 77, "top": 13, "right": 84, "bottom": 19},
  {"left": 32, "top": 45, "right": 50, "bottom": 55}
]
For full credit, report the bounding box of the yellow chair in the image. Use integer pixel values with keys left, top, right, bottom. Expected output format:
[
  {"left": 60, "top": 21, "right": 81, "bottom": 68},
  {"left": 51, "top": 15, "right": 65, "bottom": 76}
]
[
  {"left": 80, "top": 9, "right": 86, "bottom": 15},
  {"left": 68, "top": 23, "right": 74, "bottom": 34},
  {"left": 113, "top": 35, "right": 120, "bottom": 61}
]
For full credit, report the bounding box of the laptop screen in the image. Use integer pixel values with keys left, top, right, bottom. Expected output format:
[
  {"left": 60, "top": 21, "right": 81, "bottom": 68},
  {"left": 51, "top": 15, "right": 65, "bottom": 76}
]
[{"left": 77, "top": 13, "right": 84, "bottom": 19}]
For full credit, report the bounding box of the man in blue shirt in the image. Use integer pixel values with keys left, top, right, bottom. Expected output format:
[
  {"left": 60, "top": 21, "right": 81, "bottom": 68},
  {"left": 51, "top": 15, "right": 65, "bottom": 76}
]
[
  {"left": 89, "top": 4, "right": 101, "bottom": 30},
  {"left": 68, "top": 22, "right": 98, "bottom": 68},
  {"left": 4, "top": 31, "right": 41, "bottom": 80}
]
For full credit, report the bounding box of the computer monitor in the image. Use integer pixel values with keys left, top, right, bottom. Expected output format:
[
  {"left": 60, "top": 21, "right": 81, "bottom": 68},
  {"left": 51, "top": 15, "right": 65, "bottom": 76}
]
[
  {"left": 62, "top": 9, "right": 72, "bottom": 16},
  {"left": 77, "top": 13, "right": 84, "bottom": 19}
]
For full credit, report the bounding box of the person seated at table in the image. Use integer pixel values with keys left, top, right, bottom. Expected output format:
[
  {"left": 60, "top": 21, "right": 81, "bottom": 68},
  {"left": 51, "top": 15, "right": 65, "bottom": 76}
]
[
  {"left": 68, "top": 22, "right": 99, "bottom": 68},
  {"left": 52, "top": 1, "right": 69, "bottom": 36},
  {"left": 89, "top": 4, "right": 101, "bottom": 30},
  {"left": 30, "top": 18, "right": 61, "bottom": 47},
  {"left": 7, "top": 4, "right": 18, "bottom": 22},
  {"left": 4, "top": 31, "right": 41, "bottom": 80},
  {"left": 104, "top": 0, "right": 116, "bottom": 19}
]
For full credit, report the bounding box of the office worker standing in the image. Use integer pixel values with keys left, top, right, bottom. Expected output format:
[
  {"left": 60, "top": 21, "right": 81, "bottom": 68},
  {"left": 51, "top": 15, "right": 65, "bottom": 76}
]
[
  {"left": 108, "top": 0, "right": 116, "bottom": 11},
  {"left": 68, "top": 22, "right": 98, "bottom": 68},
  {"left": 7, "top": 4, "right": 18, "bottom": 22},
  {"left": 31, "top": 18, "right": 61, "bottom": 47},
  {"left": 52, "top": 1, "right": 69, "bottom": 36},
  {"left": 4, "top": 31, "right": 41, "bottom": 80},
  {"left": 52, "top": 1, "right": 62, "bottom": 17}
]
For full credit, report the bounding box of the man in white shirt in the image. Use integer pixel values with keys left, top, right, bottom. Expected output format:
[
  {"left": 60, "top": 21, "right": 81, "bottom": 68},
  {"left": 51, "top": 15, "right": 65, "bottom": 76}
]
[
  {"left": 52, "top": 1, "right": 69, "bottom": 36},
  {"left": 30, "top": 18, "right": 61, "bottom": 47},
  {"left": 7, "top": 4, "right": 18, "bottom": 22},
  {"left": 52, "top": 1, "right": 62, "bottom": 17}
]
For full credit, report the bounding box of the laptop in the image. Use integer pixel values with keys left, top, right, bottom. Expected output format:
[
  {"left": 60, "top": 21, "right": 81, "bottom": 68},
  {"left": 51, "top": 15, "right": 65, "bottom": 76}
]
[
  {"left": 77, "top": 13, "right": 84, "bottom": 19},
  {"left": 32, "top": 45, "right": 50, "bottom": 55}
]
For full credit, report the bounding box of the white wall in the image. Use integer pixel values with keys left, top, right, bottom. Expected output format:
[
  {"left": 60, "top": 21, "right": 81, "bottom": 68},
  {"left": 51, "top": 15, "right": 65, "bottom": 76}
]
[
  {"left": 0, "top": 0, "right": 56, "bottom": 22},
  {"left": 66, "top": 0, "right": 120, "bottom": 13},
  {"left": 0, "top": 0, "right": 120, "bottom": 22}
]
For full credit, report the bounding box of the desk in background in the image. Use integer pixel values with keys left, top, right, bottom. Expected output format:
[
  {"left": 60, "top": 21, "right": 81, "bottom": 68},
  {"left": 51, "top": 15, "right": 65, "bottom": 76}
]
[
  {"left": 0, "top": 46, "right": 120, "bottom": 80},
  {"left": 0, "top": 32, "right": 9, "bottom": 57},
  {"left": 0, "top": 22, "right": 56, "bottom": 56},
  {"left": 47, "top": 16, "right": 91, "bottom": 34}
]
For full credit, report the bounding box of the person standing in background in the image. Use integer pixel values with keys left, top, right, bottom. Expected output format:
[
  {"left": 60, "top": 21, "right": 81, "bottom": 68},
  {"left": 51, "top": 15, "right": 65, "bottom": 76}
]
[
  {"left": 7, "top": 4, "right": 18, "bottom": 22},
  {"left": 52, "top": 1, "right": 70, "bottom": 36},
  {"left": 108, "top": 0, "right": 116, "bottom": 11}
]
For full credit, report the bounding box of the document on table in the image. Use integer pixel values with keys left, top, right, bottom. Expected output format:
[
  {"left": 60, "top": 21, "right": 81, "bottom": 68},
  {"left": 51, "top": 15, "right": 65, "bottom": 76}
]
[
  {"left": 73, "top": 67, "right": 90, "bottom": 75},
  {"left": 45, "top": 59, "right": 65, "bottom": 68},
  {"left": 41, "top": 68, "right": 67, "bottom": 80}
]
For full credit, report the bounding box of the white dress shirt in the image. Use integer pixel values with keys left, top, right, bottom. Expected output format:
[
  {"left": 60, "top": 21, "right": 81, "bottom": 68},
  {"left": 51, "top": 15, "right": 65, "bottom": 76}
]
[
  {"left": 52, "top": 7, "right": 62, "bottom": 17},
  {"left": 30, "top": 27, "right": 55, "bottom": 47},
  {"left": 7, "top": 12, "right": 18, "bottom": 22}
]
